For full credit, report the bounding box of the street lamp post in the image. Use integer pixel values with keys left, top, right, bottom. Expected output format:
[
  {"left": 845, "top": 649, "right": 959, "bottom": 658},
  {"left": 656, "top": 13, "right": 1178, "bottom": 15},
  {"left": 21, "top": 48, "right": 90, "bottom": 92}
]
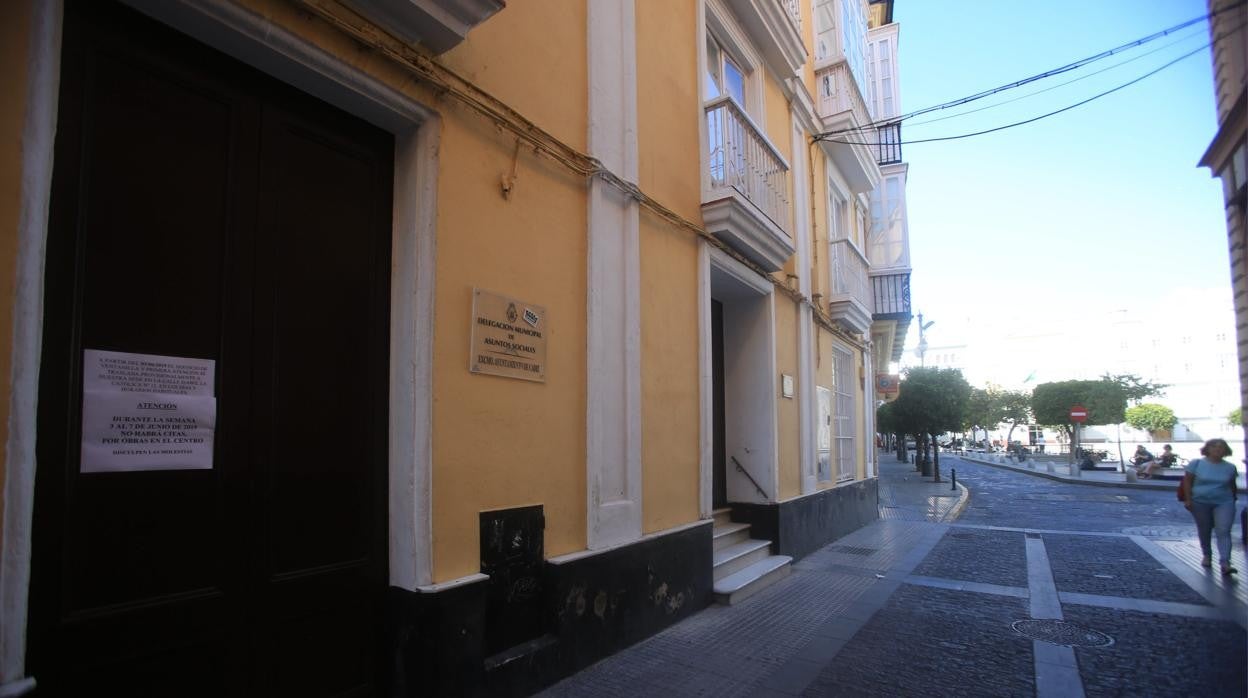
[{"left": 916, "top": 312, "right": 935, "bottom": 367}]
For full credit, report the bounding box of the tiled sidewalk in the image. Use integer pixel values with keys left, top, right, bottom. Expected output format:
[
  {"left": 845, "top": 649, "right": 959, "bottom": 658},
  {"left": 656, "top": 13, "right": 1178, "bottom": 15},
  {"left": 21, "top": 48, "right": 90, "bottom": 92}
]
[
  {"left": 540, "top": 520, "right": 1246, "bottom": 697},
  {"left": 876, "top": 455, "right": 969, "bottom": 522},
  {"left": 539, "top": 457, "right": 1248, "bottom": 697}
]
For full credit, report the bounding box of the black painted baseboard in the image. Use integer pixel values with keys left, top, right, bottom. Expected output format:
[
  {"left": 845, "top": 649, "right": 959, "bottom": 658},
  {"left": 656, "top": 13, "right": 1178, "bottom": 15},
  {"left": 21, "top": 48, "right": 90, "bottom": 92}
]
[
  {"left": 732, "top": 478, "right": 879, "bottom": 562},
  {"left": 387, "top": 521, "right": 713, "bottom": 696}
]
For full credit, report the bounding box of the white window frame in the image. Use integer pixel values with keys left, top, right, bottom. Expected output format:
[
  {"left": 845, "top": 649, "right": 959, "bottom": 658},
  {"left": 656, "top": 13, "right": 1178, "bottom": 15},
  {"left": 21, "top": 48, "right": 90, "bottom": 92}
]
[
  {"left": 813, "top": 0, "right": 838, "bottom": 63},
  {"left": 704, "top": 0, "right": 765, "bottom": 119},
  {"left": 828, "top": 178, "right": 848, "bottom": 242},
  {"left": 706, "top": 34, "right": 747, "bottom": 107},
  {"left": 817, "top": 386, "right": 833, "bottom": 482},
  {"left": 833, "top": 347, "right": 856, "bottom": 482}
]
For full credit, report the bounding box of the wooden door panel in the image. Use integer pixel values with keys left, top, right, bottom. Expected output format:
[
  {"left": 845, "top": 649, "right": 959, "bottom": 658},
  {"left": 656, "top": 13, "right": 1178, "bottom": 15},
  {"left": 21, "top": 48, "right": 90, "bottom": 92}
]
[
  {"left": 252, "top": 92, "right": 392, "bottom": 698},
  {"left": 257, "top": 110, "right": 387, "bottom": 578},
  {"left": 36, "top": 0, "right": 254, "bottom": 659},
  {"left": 34, "top": 2, "right": 391, "bottom": 694},
  {"left": 78, "top": 46, "right": 232, "bottom": 355}
]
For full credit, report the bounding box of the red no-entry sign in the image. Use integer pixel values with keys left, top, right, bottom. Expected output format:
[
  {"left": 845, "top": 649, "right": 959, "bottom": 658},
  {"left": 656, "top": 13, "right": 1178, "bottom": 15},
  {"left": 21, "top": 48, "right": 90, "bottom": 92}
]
[{"left": 1069, "top": 405, "right": 1088, "bottom": 423}]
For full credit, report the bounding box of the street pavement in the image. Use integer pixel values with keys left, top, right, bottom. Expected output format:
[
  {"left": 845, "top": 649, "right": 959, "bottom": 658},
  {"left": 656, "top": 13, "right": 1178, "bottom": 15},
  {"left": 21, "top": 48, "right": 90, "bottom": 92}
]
[{"left": 538, "top": 453, "right": 1248, "bottom": 697}]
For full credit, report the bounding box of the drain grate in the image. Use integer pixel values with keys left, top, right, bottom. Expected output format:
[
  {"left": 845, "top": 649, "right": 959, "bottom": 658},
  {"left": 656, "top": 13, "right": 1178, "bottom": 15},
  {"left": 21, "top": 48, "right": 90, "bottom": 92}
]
[
  {"left": 1011, "top": 619, "right": 1114, "bottom": 647},
  {"left": 829, "top": 545, "right": 877, "bottom": 556}
]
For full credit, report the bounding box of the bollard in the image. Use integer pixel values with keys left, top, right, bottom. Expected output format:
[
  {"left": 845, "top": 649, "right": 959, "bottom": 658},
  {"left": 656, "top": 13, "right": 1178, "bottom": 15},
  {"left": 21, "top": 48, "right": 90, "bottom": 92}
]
[{"left": 951, "top": 469, "right": 957, "bottom": 491}]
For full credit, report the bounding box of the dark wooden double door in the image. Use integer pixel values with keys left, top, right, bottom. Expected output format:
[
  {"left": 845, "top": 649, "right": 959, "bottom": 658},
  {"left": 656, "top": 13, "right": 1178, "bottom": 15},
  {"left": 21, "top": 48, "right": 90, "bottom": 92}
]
[{"left": 30, "top": 2, "right": 393, "bottom": 695}]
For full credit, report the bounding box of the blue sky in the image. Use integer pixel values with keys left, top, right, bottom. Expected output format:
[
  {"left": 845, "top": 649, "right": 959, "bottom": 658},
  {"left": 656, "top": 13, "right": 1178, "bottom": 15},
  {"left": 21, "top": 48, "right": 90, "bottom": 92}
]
[{"left": 892, "top": 0, "right": 1230, "bottom": 352}]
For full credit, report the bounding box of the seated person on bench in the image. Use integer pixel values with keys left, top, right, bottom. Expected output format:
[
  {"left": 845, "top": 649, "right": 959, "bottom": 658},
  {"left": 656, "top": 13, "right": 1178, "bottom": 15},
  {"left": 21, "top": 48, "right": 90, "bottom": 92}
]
[
  {"left": 1131, "top": 445, "right": 1155, "bottom": 477},
  {"left": 1139, "top": 444, "right": 1176, "bottom": 479}
]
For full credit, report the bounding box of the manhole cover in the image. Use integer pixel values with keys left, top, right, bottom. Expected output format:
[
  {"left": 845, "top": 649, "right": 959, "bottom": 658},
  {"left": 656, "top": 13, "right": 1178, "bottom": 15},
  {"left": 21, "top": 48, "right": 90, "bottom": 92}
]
[
  {"left": 829, "top": 545, "right": 877, "bottom": 556},
  {"left": 1011, "top": 619, "right": 1114, "bottom": 647}
]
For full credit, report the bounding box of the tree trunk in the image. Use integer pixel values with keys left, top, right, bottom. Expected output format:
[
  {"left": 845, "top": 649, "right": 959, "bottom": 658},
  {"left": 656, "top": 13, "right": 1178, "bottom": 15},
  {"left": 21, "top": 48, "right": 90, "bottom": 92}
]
[
  {"left": 896, "top": 431, "right": 906, "bottom": 462},
  {"left": 931, "top": 432, "right": 942, "bottom": 482},
  {"left": 1006, "top": 422, "right": 1017, "bottom": 447}
]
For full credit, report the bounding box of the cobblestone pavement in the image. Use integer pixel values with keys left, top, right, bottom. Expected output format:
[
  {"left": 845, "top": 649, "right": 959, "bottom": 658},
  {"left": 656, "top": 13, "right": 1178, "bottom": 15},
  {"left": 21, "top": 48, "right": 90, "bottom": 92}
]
[
  {"left": 943, "top": 455, "right": 1196, "bottom": 533},
  {"left": 540, "top": 455, "right": 1247, "bottom": 697}
]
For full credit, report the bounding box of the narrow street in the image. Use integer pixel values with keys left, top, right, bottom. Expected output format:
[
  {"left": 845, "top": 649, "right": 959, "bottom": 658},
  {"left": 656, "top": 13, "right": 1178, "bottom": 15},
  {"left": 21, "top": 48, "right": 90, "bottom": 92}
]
[
  {"left": 541, "top": 454, "right": 1248, "bottom": 697},
  {"left": 946, "top": 456, "right": 1198, "bottom": 534}
]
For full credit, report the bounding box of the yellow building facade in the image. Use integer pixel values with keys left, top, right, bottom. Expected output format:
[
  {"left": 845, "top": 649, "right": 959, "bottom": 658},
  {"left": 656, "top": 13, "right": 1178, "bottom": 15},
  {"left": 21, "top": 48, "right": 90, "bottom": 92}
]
[
  {"left": 0, "top": 0, "right": 911, "bottom": 694},
  {"left": 1202, "top": 0, "right": 1248, "bottom": 452}
]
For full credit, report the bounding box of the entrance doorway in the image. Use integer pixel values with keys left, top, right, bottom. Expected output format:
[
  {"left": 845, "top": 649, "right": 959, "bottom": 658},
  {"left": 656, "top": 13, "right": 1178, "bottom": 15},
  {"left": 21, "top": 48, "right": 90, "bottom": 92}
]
[
  {"left": 28, "top": 2, "right": 393, "bottom": 694},
  {"left": 706, "top": 251, "right": 777, "bottom": 505}
]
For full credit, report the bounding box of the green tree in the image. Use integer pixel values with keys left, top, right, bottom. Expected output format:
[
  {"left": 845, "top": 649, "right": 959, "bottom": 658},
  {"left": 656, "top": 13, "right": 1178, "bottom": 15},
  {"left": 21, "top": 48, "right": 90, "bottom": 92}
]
[
  {"left": 1228, "top": 406, "right": 1242, "bottom": 426},
  {"left": 1101, "top": 373, "right": 1167, "bottom": 405},
  {"left": 1031, "top": 379, "right": 1126, "bottom": 441},
  {"left": 876, "top": 401, "right": 906, "bottom": 462},
  {"left": 892, "top": 366, "right": 971, "bottom": 481},
  {"left": 1124, "top": 403, "right": 1177, "bottom": 435},
  {"left": 999, "top": 389, "right": 1033, "bottom": 446},
  {"left": 964, "top": 387, "right": 1003, "bottom": 433}
]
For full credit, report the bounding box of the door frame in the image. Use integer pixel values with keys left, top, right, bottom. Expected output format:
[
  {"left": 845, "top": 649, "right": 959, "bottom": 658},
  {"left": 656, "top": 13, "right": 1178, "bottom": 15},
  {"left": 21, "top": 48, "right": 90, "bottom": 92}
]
[
  {"left": 1, "top": 0, "right": 441, "bottom": 684},
  {"left": 698, "top": 242, "right": 778, "bottom": 517}
]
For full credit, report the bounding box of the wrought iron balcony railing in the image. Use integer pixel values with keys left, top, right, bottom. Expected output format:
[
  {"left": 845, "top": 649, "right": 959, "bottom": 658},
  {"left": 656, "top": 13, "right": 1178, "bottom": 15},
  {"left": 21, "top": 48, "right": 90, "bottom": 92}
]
[
  {"left": 875, "top": 122, "right": 901, "bottom": 165},
  {"left": 871, "top": 271, "right": 911, "bottom": 318},
  {"left": 705, "top": 96, "right": 792, "bottom": 233}
]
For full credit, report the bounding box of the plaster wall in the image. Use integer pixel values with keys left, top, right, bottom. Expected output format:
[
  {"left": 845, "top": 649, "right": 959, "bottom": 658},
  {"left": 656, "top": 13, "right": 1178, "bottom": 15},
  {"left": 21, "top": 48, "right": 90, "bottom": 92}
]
[
  {"left": 635, "top": 0, "right": 702, "bottom": 534},
  {"left": 439, "top": 1, "right": 588, "bottom": 153},
  {"left": 775, "top": 296, "right": 800, "bottom": 500},
  {"left": 636, "top": 0, "right": 701, "bottom": 223},
  {"left": 639, "top": 213, "right": 699, "bottom": 532},
  {"left": 816, "top": 327, "right": 834, "bottom": 388}
]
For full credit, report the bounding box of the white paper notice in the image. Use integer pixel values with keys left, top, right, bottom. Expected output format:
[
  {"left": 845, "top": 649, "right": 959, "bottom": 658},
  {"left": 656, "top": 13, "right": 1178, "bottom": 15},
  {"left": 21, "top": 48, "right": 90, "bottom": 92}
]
[{"left": 80, "top": 349, "right": 217, "bottom": 472}]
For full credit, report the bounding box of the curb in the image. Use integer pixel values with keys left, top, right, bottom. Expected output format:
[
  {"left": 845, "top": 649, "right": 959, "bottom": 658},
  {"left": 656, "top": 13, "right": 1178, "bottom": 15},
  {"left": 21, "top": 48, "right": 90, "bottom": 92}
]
[
  {"left": 956, "top": 455, "right": 1176, "bottom": 491},
  {"left": 944, "top": 481, "right": 970, "bottom": 522}
]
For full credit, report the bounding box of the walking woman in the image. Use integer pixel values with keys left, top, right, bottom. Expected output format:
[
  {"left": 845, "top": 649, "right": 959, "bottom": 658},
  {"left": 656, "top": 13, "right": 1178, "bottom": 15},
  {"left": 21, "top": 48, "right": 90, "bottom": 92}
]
[{"left": 1180, "top": 438, "right": 1239, "bottom": 576}]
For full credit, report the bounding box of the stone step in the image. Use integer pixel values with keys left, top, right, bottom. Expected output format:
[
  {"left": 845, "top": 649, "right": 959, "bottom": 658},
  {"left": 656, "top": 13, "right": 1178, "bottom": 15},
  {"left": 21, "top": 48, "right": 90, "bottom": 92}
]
[
  {"left": 712, "top": 522, "right": 751, "bottom": 551},
  {"left": 712, "top": 555, "right": 793, "bottom": 606},
  {"left": 711, "top": 507, "right": 733, "bottom": 528},
  {"left": 712, "top": 539, "right": 772, "bottom": 582}
]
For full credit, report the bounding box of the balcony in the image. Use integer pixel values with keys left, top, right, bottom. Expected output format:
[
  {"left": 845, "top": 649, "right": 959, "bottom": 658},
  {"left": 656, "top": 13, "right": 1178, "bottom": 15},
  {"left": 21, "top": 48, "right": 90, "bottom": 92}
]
[
  {"left": 871, "top": 271, "right": 911, "bottom": 362},
  {"left": 826, "top": 240, "right": 872, "bottom": 333},
  {"left": 342, "top": 0, "right": 505, "bottom": 53},
  {"left": 871, "top": 271, "right": 910, "bottom": 318},
  {"left": 781, "top": 0, "right": 801, "bottom": 30},
  {"left": 702, "top": 97, "right": 794, "bottom": 272},
  {"left": 875, "top": 122, "right": 902, "bottom": 166},
  {"left": 723, "top": 0, "right": 807, "bottom": 76},
  {"left": 815, "top": 61, "right": 880, "bottom": 193}
]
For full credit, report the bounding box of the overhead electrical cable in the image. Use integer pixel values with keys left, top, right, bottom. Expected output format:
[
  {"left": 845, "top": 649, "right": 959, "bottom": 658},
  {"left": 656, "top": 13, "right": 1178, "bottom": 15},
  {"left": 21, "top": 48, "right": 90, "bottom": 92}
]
[
  {"left": 819, "top": 42, "right": 1210, "bottom": 147},
  {"left": 814, "top": 0, "right": 1247, "bottom": 140},
  {"left": 903, "top": 25, "right": 1210, "bottom": 130}
]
